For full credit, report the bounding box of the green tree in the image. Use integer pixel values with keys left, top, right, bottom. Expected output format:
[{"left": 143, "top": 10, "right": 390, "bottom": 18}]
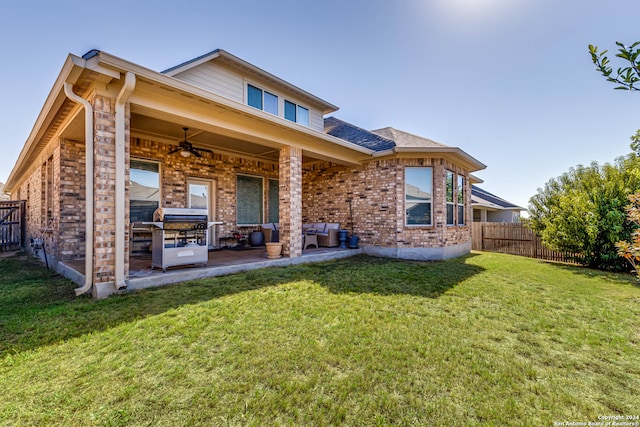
[
  {"left": 589, "top": 41, "right": 640, "bottom": 91},
  {"left": 528, "top": 155, "right": 640, "bottom": 271}
]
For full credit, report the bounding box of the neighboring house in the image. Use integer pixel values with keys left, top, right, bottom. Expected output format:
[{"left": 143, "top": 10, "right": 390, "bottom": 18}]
[
  {"left": 5, "top": 48, "right": 485, "bottom": 298},
  {"left": 471, "top": 185, "right": 526, "bottom": 223},
  {"left": 0, "top": 182, "right": 9, "bottom": 201}
]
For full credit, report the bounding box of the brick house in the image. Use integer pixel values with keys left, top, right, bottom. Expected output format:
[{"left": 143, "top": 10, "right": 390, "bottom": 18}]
[{"left": 4, "top": 49, "right": 485, "bottom": 298}]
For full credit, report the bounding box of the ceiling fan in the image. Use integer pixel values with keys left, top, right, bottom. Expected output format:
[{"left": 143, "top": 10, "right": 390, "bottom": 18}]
[{"left": 168, "top": 127, "right": 213, "bottom": 158}]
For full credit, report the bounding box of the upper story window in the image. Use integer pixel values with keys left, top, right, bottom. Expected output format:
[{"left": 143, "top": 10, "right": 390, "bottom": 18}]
[
  {"left": 284, "top": 100, "right": 309, "bottom": 126},
  {"left": 247, "top": 84, "right": 278, "bottom": 116},
  {"left": 405, "top": 167, "right": 433, "bottom": 226}
]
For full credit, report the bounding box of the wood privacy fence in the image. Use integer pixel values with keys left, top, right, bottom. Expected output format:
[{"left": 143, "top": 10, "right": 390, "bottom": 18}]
[
  {"left": 0, "top": 200, "right": 26, "bottom": 252},
  {"left": 472, "top": 222, "right": 579, "bottom": 264}
]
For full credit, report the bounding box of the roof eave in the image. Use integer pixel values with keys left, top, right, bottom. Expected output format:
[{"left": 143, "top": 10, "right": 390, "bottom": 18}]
[
  {"left": 391, "top": 146, "right": 487, "bottom": 172},
  {"left": 5, "top": 54, "right": 85, "bottom": 192}
]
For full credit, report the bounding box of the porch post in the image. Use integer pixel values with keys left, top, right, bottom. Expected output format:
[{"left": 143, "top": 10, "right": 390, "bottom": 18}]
[
  {"left": 279, "top": 146, "right": 303, "bottom": 258},
  {"left": 90, "top": 93, "right": 131, "bottom": 298}
]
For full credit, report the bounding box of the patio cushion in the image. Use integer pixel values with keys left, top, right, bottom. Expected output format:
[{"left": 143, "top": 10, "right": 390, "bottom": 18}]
[{"left": 313, "top": 223, "right": 327, "bottom": 233}]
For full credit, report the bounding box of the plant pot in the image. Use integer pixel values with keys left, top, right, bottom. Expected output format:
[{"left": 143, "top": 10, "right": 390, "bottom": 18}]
[
  {"left": 249, "top": 231, "right": 264, "bottom": 246},
  {"left": 348, "top": 235, "right": 359, "bottom": 249},
  {"left": 338, "top": 229, "right": 348, "bottom": 249},
  {"left": 265, "top": 242, "right": 283, "bottom": 259}
]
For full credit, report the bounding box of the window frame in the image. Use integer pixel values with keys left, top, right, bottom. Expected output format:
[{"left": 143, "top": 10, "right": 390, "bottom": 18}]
[
  {"left": 404, "top": 166, "right": 433, "bottom": 226},
  {"left": 247, "top": 83, "right": 278, "bottom": 116},
  {"left": 446, "top": 170, "right": 455, "bottom": 226},
  {"left": 457, "top": 175, "right": 465, "bottom": 225},
  {"left": 284, "top": 99, "right": 310, "bottom": 126}
]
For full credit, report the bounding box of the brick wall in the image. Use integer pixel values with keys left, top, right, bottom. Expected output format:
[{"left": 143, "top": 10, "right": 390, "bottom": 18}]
[
  {"left": 59, "top": 138, "right": 86, "bottom": 259},
  {"left": 302, "top": 157, "right": 472, "bottom": 250},
  {"left": 130, "top": 137, "right": 279, "bottom": 239},
  {"left": 12, "top": 126, "right": 472, "bottom": 282}
]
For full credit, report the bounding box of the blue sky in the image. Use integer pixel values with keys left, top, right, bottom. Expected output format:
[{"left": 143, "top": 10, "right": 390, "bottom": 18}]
[{"left": 1, "top": 0, "right": 638, "bottom": 210}]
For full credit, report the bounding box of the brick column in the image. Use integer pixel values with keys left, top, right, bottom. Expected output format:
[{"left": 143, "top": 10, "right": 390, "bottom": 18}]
[
  {"left": 279, "top": 146, "right": 303, "bottom": 257},
  {"left": 92, "top": 95, "right": 117, "bottom": 285}
]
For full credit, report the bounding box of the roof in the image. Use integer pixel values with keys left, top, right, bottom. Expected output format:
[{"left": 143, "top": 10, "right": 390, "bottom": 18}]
[
  {"left": 371, "top": 127, "right": 447, "bottom": 148},
  {"left": 471, "top": 185, "right": 525, "bottom": 211},
  {"left": 163, "top": 49, "right": 339, "bottom": 115},
  {"left": 324, "top": 117, "right": 395, "bottom": 152}
]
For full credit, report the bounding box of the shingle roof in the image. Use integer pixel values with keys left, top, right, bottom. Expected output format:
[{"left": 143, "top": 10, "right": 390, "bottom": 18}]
[
  {"left": 471, "top": 185, "right": 524, "bottom": 210},
  {"left": 324, "top": 117, "right": 395, "bottom": 152},
  {"left": 371, "top": 127, "right": 448, "bottom": 148}
]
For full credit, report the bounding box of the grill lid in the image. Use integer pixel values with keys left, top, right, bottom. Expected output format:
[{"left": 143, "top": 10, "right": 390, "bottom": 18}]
[{"left": 153, "top": 208, "right": 208, "bottom": 222}]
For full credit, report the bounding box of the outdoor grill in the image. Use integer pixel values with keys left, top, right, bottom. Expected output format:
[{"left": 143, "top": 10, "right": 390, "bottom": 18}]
[{"left": 150, "top": 208, "right": 211, "bottom": 272}]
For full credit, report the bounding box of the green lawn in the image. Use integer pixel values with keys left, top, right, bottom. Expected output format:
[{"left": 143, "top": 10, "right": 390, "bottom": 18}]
[{"left": 1, "top": 251, "right": 639, "bottom": 426}]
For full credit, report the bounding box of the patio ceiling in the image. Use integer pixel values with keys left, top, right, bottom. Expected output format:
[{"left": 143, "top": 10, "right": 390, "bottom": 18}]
[{"left": 60, "top": 109, "right": 336, "bottom": 165}]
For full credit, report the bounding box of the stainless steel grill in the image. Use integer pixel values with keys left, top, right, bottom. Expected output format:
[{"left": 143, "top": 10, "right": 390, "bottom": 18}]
[{"left": 150, "top": 208, "right": 210, "bottom": 272}]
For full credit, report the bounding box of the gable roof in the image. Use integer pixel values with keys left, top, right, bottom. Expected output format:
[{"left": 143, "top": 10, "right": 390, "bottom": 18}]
[
  {"left": 163, "top": 49, "right": 339, "bottom": 115},
  {"left": 471, "top": 185, "right": 525, "bottom": 211},
  {"left": 324, "top": 117, "right": 395, "bottom": 152}
]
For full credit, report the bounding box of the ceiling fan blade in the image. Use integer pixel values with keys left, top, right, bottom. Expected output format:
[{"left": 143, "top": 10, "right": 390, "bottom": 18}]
[
  {"left": 190, "top": 148, "right": 202, "bottom": 158},
  {"left": 167, "top": 147, "right": 182, "bottom": 155}
]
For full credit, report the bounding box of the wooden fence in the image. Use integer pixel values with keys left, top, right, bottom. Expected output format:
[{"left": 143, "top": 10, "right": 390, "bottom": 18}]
[
  {"left": 472, "top": 222, "right": 579, "bottom": 264},
  {"left": 0, "top": 200, "right": 26, "bottom": 251}
]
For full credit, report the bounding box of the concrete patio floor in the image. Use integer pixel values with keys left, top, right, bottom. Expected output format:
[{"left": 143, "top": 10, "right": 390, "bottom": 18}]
[{"left": 60, "top": 245, "right": 362, "bottom": 292}]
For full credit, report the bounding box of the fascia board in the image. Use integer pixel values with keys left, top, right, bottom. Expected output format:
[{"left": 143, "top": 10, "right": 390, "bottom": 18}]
[
  {"left": 469, "top": 173, "right": 484, "bottom": 184},
  {"left": 390, "top": 146, "right": 487, "bottom": 172}
]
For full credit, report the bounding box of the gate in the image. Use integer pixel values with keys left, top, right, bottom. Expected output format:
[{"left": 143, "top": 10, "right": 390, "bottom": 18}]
[{"left": 0, "top": 200, "right": 26, "bottom": 251}]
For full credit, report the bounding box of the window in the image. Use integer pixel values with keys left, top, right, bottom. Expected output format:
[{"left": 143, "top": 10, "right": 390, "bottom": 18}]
[
  {"left": 237, "top": 175, "right": 263, "bottom": 226},
  {"left": 130, "top": 160, "right": 160, "bottom": 222},
  {"left": 446, "top": 171, "right": 455, "bottom": 225},
  {"left": 268, "top": 179, "right": 279, "bottom": 223},
  {"left": 247, "top": 84, "right": 278, "bottom": 115},
  {"left": 445, "top": 170, "right": 466, "bottom": 226},
  {"left": 405, "top": 167, "right": 432, "bottom": 225},
  {"left": 284, "top": 100, "right": 309, "bottom": 126},
  {"left": 457, "top": 175, "right": 465, "bottom": 225}
]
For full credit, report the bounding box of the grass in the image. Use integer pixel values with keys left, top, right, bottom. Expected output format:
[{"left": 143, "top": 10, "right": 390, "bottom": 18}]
[{"left": 1, "top": 251, "right": 639, "bottom": 426}]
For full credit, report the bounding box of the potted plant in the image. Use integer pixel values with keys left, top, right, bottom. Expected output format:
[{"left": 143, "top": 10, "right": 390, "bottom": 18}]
[{"left": 265, "top": 241, "right": 283, "bottom": 259}]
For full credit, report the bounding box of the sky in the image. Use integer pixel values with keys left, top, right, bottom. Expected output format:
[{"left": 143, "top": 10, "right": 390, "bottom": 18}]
[{"left": 0, "top": 0, "right": 638, "bottom": 210}]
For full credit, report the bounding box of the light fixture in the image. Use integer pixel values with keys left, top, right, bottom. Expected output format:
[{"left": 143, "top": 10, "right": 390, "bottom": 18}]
[{"left": 168, "top": 127, "right": 213, "bottom": 158}]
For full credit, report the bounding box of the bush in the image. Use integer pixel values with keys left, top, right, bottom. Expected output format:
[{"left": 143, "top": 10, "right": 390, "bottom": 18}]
[{"left": 528, "top": 155, "right": 640, "bottom": 271}]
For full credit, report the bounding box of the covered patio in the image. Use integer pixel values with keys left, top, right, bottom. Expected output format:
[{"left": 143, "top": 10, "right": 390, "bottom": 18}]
[{"left": 60, "top": 245, "right": 362, "bottom": 293}]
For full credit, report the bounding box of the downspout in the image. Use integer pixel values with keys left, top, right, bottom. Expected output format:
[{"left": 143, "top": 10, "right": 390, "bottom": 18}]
[
  {"left": 63, "top": 82, "right": 94, "bottom": 296},
  {"left": 114, "top": 72, "right": 136, "bottom": 290}
]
